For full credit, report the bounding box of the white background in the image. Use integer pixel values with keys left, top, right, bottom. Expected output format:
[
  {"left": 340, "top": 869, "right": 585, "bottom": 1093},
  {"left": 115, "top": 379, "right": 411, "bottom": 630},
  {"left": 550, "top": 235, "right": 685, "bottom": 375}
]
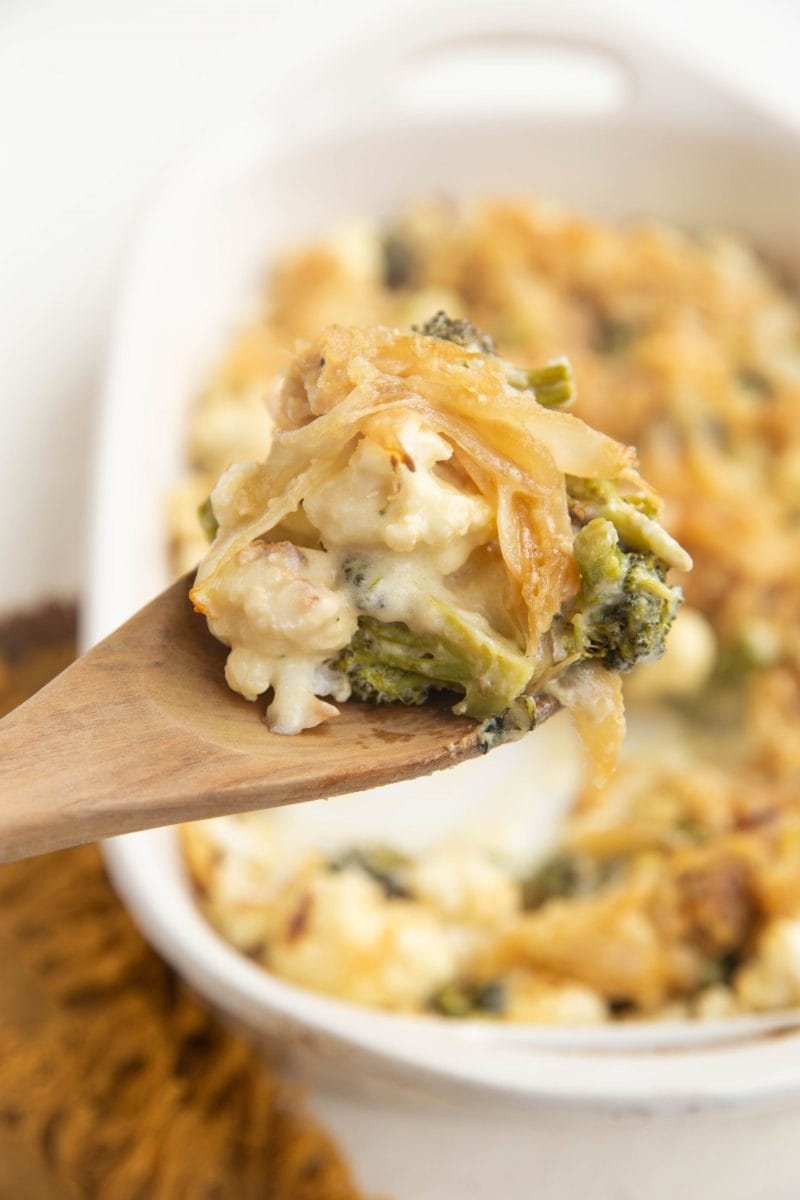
[{"left": 1, "top": 0, "right": 798, "bottom": 609}]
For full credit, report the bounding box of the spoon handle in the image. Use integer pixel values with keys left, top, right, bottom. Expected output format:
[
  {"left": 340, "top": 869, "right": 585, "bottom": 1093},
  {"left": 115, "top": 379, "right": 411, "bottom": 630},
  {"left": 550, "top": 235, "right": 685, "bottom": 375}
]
[{"left": 1, "top": 576, "right": 528, "bottom": 863}]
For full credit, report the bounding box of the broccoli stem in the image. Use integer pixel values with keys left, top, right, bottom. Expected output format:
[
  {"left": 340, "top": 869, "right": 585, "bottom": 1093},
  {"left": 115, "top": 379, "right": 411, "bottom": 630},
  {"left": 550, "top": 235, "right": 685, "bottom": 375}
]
[
  {"left": 420, "top": 598, "right": 534, "bottom": 718},
  {"left": 330, "top": 609, "right": 532, "bottom": 721},
  {"left": 343, "top": 617, "right": 472, "bottom": 687},
  {"left": 416, "top": 311, "right": 575, "bottom": 409},
  {"left": 572, "top": 517, "right": 627, "bottom": 602},
  {"left": 567, "top": 476, "right": 691, "bottom": 572},
  {"left": 505, "top": 359, "right": 575, "bottom": 409}
]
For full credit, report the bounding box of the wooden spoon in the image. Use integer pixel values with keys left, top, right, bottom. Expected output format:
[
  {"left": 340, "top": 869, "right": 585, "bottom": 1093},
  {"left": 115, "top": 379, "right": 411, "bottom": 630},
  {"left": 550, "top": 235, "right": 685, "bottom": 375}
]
[{"left": 0, "top": 574, "right": 559, "bottom": 863}]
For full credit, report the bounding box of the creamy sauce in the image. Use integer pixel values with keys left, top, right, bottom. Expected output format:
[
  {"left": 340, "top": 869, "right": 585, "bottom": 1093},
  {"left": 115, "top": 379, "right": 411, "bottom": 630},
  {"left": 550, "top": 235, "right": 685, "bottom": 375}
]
[{"left": 204, "top": 414, "right": 517, "bottom": 732}]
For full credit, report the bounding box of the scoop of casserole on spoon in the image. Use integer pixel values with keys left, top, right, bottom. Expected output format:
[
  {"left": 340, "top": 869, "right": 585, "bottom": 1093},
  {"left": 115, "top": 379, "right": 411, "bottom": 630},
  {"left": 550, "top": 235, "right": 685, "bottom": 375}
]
[{"left": 0, "top": 316, "right": 689, "bottom": 862}]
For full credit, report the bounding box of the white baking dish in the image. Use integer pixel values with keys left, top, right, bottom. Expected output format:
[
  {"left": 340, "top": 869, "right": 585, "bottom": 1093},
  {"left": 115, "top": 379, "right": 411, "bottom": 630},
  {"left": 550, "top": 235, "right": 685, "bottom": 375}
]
[{"left": 89, "top": 10, "right": 800, "bottom": 1199}]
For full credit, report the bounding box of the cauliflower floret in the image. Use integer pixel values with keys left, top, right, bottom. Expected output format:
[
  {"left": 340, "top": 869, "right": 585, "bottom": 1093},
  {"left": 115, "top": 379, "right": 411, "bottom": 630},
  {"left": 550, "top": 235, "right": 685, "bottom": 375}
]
[
  {"left": 303, "top": 414, "right": 493, "bottom": 574},
  {"left": 503, "top": 970, "right": 607, "bottom": 1024},
  {"left": 181, "top": 818, "right": 325, "bottom": 954},
  {"left": 205, "top": 540, "right": 357, "bottom": 733},
  {"left": 409, "top": 846, "right": 518, "bottom": 926},
  {"left": 189, "top": 385, "right": 273, "bottom": 476},
  {"left": 693, "top": 984, "right": 741, "bottom": 1020},
  {"left": 735, "top": 918, "right": 800, "bottom": 1011},
  {"left": 269, "top": 867, "right": 458, "bottom": 1011}
]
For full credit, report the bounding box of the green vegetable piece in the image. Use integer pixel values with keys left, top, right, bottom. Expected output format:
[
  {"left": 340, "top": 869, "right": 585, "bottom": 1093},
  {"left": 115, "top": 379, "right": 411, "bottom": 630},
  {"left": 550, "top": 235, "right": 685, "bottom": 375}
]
[
  {"left": 417, "top": 309, "right": 575, "bottom": 409},
  {"left": 415, "top": 310, "right": 496, "bottom": 354},
  {"left": 520, "top": 852, "right": 620, "bottom": 910},
  {"left": 432, "top": 982, "right": 475, "bottom": 1018},
  {"left": 198, "top": 495, "right": 218, "bottom": 542},
  {"left": 697, "top": 951, "right": 740, "bottom": 987},
  {"left": 426, "top": 598, "right": 533, "bottom": 719},
  {"left": 475, "top": 695, "right": 542, "bottom": 754},
  {"left": 567, "top": 476, "right": 691, "bottom": 572},
  {"left": 504, "top": 358, "right": 575, "bottom": 409},
  {"left": 329, "top": 617, "right": 466, "bottom": 707},
  {"left": 431, "top": 980, "right": 507, "bottom": 1018},
  {"left": 567, "top": 517, "right": 682, "bottom": 672},
  {"left": 329, "top": 610, "right": 532, "bottom": 722},
  {"left": 329, "top": 846, "right": 411, "bottom": 899}
]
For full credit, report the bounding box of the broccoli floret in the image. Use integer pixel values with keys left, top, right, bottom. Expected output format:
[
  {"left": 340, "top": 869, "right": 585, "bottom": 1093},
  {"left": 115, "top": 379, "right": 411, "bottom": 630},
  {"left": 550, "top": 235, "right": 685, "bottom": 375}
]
[
  {"left": 328, "top": 612, "right": 532, "bottom": 721},
  {"left": 416, "top": 310, "right": 575, "bottom": 409},
  {"left": 415, "top": 310, "right": 496, "bottom": 354},
  {"left": 520, "top": 852, "right": 621, "bottom": 910},
  {"left": 329, "top": 846, "right": 411, "bottom": 899},
  {"left": 562, "top": 476, "right": 690, "bottom": 670},
  {"left": 565, "top": 517, "right": 682, "bottom": 671},
  {"left": 431, "top": 979, "right": 507, "bottom": 1018},
  {"left": 330, "top": 622, "right": 438, "bottom": 707}
]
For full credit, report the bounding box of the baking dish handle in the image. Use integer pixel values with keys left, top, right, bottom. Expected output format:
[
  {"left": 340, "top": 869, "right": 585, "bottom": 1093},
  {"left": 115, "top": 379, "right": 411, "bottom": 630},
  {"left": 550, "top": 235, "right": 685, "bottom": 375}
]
[{"left": 301, "top": 7, "right": 767, "bottom": 131}]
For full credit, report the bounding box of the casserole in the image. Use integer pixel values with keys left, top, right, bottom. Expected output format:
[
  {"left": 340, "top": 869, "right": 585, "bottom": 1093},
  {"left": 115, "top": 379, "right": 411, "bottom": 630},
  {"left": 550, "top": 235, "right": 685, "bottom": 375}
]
[{"left": 90, "top": 10, "right": 800, "bottom": 1198}]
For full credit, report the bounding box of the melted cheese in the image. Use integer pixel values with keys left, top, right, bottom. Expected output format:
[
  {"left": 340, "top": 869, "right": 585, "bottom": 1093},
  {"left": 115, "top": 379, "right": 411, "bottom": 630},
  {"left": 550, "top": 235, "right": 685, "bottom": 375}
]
[
  {"left": 203, "top": 413, "right": 507, "bottom": 732},
  {"left": 303, "top": 414, "right": 492, "bottom": 571}
]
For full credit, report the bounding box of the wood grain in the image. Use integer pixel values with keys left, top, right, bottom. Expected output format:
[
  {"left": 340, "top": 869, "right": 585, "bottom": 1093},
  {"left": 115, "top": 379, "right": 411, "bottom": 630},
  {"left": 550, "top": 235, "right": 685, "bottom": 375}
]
[
  {"left": 0, "top": 603, "right": 360, "bottom": 1200},
  {"left": 0, "top": 574, "right": 558, "bottom": 862}
]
